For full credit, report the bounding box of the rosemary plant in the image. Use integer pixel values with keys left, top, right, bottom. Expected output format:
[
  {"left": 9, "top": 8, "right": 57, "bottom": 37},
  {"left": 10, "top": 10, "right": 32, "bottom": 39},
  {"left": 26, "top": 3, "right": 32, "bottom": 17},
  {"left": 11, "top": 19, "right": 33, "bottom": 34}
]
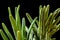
[{"left": 0, "top": 5, "right": 60, "bottom": 40}]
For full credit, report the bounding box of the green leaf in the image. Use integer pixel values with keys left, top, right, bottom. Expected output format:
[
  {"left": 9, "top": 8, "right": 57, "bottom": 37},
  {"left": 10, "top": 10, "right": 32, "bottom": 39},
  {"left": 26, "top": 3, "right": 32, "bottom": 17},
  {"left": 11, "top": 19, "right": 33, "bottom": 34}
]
[
  {"left": 27, "top": 17, "right": 37, "bottom": 39},
  {"left": 49, "top": 8, "right": 60, "bottom": 26},
  {"left": 45, "top": 13, "right": 53, "bottom": 32},
  {"left": 17, "top": 31, "right": 22, "bottom": 40},
  {"left": 29, "top": 17, "right": 37, "bottom": 33},
  {"left": 8, "top": 7, "right": 18, "bottom": 39},
  {"left": 15, "top": 7, "right": 17, "bottom": 18},
  {"left": 48, "top": 16, "right": 60, "bottom": 33},
  {"left": 53, "top": 8, "right": 60, "bottom": 19},
  {"left": 2, "top": 23, "right": 14, "bottom": 40},
  {"left": 22, "top": 18, "right": 26, "bottom": 40},
  {"left": 9, "top": 15, "right": 18, "bottom": 39},
  {"left": 15, "top": 5, "right": 21, "bottom": 31},
  {"left": 50, "top": 23, "right": 60, "bottom": 36},
  {"left": 25, "top": 26, "right": 28, "bottom": 33},
  {"left": 42, "top": 5, "right": 46, "bottom": 36},
  {"left": 29, "top": 29, "right": 34, "bottom": 40},
  {"left": 53, "top": 16, "right": 60, "bottom": 25},
  {"left": 45, "top": 5, "right": 50, "bottom": 21},
  {"left": 26, "top": 13, "right": 37, "bottom": 34},
  {"left": 8, "top": 7, "right": 12, "bottom": 16},
  {"left": 45, "top": 13, "right": 53, "bottom": 27},
  {"left": 39, "top": 5, "right": 43, "bottom": 39},
  {"left": 0, "top": 29, "right": 8, "bottom": 40}
]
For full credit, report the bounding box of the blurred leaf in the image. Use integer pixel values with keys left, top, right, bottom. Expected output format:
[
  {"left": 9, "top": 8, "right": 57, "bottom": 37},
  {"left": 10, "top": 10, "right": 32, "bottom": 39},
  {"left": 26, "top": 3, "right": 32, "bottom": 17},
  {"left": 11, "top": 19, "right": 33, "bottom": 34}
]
[
  {"left": 53, "top": 8, "right": 60, "bottom": 19},
  {"left": 8, "top": 7, "right": 18, "bottom": 39},
  {"left": 27, "top": 17, "right": 37, "bottom": 39},
  {"left": 22, "top": 18, "right": 26, "bottom": 40},
  {"left": 50, "top": 23, "right": 60, "bottom": 36},
  {"left": 29, "top": 29, "right": 34, "bottom": 40},
  {"left": 45, "top": 13, "right": 53, "bottom": 27},
  {"left": 44, "top": 5, "right": 49, "bottom": 21},
  {"left": 48, "top": 16, "right": 60, "bottom": 33},
  {"left": 15, "top": 5, "right": 21, "bottom": 31},
  {"left": 39, "top": 5, "right": 43, "bottom": 39},
  {"left": 17, "top": 31, "right": 22, "bottom": 40},
  {"left": 2, "top": 23, "right": 14, "bottom": 40},
  {"left": 42, "top": 5, "right": 46, "bottom": 36},
  {"left": 25, "top": 26, "right": 28, "bottom": 33},
  {"left": 53, "top": 16, "right": 60, "bottom": 25},
  {"left": 0, "top": 29, "right": 8, "bottom": 40},
  {"left": 26, "top": 13, "right": 37, "bottom": 32},
  {"left": 28, "top": 17, "right": 37, "bottom": 34}
]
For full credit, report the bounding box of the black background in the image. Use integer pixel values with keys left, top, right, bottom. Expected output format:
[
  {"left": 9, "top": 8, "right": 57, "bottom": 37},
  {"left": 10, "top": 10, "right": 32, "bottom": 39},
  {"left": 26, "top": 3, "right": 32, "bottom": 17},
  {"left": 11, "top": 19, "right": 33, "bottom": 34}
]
[{"left": 0, "top": 0, "right": 60, "bottom": 40}]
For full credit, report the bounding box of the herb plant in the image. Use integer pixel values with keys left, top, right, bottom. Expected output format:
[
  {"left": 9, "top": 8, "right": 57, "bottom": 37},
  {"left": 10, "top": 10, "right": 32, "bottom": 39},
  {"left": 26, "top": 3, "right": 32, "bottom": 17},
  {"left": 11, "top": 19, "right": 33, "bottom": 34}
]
[{"left": 0, "top": 5, "right": 60, "bottom": 40}]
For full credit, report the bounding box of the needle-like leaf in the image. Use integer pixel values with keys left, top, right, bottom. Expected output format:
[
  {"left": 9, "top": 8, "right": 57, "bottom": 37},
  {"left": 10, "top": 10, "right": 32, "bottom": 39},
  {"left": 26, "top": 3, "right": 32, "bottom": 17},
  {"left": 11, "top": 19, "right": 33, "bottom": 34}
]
[
  {"left": 53, "top": 16, "right": 60, "bottom": 25},
  {"left": 28, "top": 17, "right": 37, "bottom": 34},
  {"left": 15, "top": 5, "right": 21, "bottom": 31},
  {"left": 25, "top": 26, "right": 28, "bottom": 33},
  {"left": 27, "top": 17, "right": 37, "bottom": 40},
  {"left": 45, "top": 5, "right": 49, "bottom": 21},
  {"left": 26, "top": 13, "right": 37, "bottom": 32},
  {"left": 22, "top": 18, "right": 26, "bottom": 40},
  {"left": 29, "top": 29, "right": 34, "bottom": 40},
  {"left": 39, "top": 5, "right": 43, "bottom": 40},
  {"left": 2, "top": 23, "right": 14, "bottom": 40},
  {"left": 8, "top": 7, "right": 18, "bottom": 39},
  {"left": 53, "top": 8, "right": 60, "bottom": 19},
  {"left": 0, "top": 29, "right": 8, "bottom": 40},
  {"left": 50, "top": 23, "right": 60, "bottom": 36}
]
